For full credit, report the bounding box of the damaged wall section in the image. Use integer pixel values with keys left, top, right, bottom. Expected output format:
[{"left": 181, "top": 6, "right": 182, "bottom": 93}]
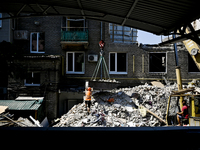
[
  {"left": 7, "top": 55, "right": 61, "bottom": 120},
  {"left": 149, "top": 52, "right": 166, "bottom": 73}
]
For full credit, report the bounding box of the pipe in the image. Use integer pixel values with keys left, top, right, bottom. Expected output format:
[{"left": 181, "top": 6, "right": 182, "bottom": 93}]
[
  {"left": 173, "top": 34, "right": 179, "bottom": 66},
  {"left": 100, "top": 21, "right": 102, "bottom": 40},
  {"left": 173, "top": 34, "right": 183, "bottom": 109},
  {"left": 175, "top": 66, "right": 183, "bottom": 90},
  {"left": 100, "top": 22, "right": 102, "bottom": 79}
]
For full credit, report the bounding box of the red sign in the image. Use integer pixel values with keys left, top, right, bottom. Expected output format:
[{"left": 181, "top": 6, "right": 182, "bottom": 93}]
[{"left": 99, "top": 40, "right": 105, "bottom": 49}]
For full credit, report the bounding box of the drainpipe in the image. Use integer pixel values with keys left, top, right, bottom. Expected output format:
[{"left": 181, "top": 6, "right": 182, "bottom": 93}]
[
  {"left": 100, "top": 22, "right": 103, "bottom": 79},
  {"left": 100, "top": 21, "right": 102, "bottom": 40}
]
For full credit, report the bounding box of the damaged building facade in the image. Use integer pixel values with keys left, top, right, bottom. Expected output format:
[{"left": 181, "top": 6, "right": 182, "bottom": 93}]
[{"left": 0, "top": 13, "right": 199, "bottom": 120}]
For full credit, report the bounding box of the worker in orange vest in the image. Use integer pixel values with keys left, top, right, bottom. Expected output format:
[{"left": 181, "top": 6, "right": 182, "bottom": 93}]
[{"left": 85, "top": 87, "right": 92, "bottom": 113}]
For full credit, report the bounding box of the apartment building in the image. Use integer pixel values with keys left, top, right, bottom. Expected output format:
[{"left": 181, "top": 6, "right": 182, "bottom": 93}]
[{"left": 0, "top": 14, "right": 199, "bottom": 119}]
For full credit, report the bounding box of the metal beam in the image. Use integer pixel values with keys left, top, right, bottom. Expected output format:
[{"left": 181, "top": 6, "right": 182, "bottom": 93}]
[
  {"left": 121, "top": 0, "right": 138, "bottom": 26},
  {"left": 0, "top": 2, "right": 166, "bottom": 33},
  {"left": 159, "top": 29, "right": 200, "bottom": 46},
  {"left": 77, "top": 0, "right": 85, "bottom": 19},
  {"left": 27, "top": 4, "right": 37, "bottom": 13},
  {"left": 188, "top": 23, "right": 200, "bottom": 45},
  {"left": 52, "top": 6, "right": 60, "bottom": 14},
  {"left": 36, "top": 3, "right": 46, "bottom": 14},
  {"left": 0, "top": 13, "right": 104, "bottom": 20},
  {"left": 16, "top": 4, "right": 26, "bottom": 16},
  {"left": 42, "top": 6, "right": 51, "bottom": 15}
]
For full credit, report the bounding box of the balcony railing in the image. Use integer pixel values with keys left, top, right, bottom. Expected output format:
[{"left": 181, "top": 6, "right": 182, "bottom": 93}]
[{"left": 61, "top": 27, "right": 88, "bottom": 42}]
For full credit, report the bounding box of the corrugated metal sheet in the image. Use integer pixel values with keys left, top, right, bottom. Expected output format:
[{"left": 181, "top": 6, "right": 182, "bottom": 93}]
[
  {"left": 0, "top": 100, "right": 43, "bottom": 110},
  {"left": 1, "top": 0, "right": 200, "bottom": 35}
]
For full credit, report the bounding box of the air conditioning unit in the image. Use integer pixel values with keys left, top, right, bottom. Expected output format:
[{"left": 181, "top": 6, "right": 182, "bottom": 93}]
[
  {"left": 14, "top": 30, "right": 29, "bottom": 40},
  {"left": 88, "top": 54, "right": 98, "bottom": 62}
]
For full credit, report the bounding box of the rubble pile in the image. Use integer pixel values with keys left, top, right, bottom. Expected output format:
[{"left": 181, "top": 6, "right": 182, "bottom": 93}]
[
  {"left": 92, "top": 79, "right": 120, "bottom": 83},
  {"left": 0, "top": 113, "right": 36, "bottom": 127},
  {"left": 54, "top": 83, "right": 181, "bottom": 127}
]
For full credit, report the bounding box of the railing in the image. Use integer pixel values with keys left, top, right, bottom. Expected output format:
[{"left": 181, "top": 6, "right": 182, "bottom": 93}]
[{"left": 61, "top": 27, "right": 88, "bottom": 42}]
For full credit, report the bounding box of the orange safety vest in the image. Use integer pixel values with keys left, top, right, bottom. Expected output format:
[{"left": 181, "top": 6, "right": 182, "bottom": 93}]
[{"left": 85, "top": 91, "right": 91, "bottom": 101}]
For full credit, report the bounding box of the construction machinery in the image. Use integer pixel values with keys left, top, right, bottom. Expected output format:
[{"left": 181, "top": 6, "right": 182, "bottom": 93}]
[
  {"left": 166, "top": 27, "right": 200, "bottom": 126},
  {"left": 166, "top": 92, "right": 200, "bottom": 126}
]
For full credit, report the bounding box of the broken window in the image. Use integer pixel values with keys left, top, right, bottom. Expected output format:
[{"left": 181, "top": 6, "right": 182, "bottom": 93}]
[
  {"left": 149, "top": 53, "right": 166, "bottom": 73},
  {"left": 188, "top": 53, "right": 200, "bottom": 72},
  {"left": 30, "top": 32, "right": 45, "bottom": 53},
  {"left": 109, "top": 52, "right": 127, "bottom": 74},
  {"left": 24, "top": 72, "right": 40, "bottom": 86},
  {"left": 109, "top": 23, "right": 137, "bottom": 43},
  {"left": 66, "top": 52, "right": 85, "bottom": 74},
  {"left": 65, "top": 17, "right": 85, "bottom": 31}
]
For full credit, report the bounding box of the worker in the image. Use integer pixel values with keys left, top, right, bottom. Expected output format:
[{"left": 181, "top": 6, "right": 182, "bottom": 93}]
[
  {"left": 177, "top": 100, "right": 189, "bottom": 126},
  {"left": 85, "top": 87, "right": 92, "bottom": 113}
]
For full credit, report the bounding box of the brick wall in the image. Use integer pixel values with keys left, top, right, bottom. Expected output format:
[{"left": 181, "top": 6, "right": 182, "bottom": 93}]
[
  {"left": 16, "top": 16, "right": 63, "bottom": 55},
  {"left": 8, "top": 56, "right": 61, "bottom": 119},
  {"left": 9, "top": 16, "right": 200, "bottom": 119}
]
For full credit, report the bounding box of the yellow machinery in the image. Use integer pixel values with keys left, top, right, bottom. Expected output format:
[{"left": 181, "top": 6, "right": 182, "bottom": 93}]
[
  {"left": 166, "top": 28, "right": 200, "bottom": 126},
  {"left": 183, "top": 28, "right": 200, "bottom": 71},
  {"left": 166, "top": 93, "right": 200, "bottom": 126}
]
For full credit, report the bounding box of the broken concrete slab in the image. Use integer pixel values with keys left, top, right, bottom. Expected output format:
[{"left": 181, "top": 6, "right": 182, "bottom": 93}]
[{"left": 151, "top": 81, "right": 165, "bottom": 88}]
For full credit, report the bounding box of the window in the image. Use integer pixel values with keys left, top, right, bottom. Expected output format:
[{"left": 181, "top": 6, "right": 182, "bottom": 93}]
[
  {"left": 188, "top": 53, "right": 200, "bottom": 73},
  {"left": 0, "top": 13, "right": 2, "bottom": 28},
  {"left": 30, "top": 32, "right": 45, "bottom": 53},
  {"left": 65, "top": 17, "right": 85, "bottom": 31},
  {"left": 109, "top": 23, "right": 137, "bottom": 43},
  {"left": 149, "top": 53, "right": 166, "bottom": 73},
  {"left": 24, "top": 72, "right": 40, "bottom": 86},
  {"left": 109, "top": 52, "right": 127, "bottom": 74},
  {"left": 66, "top": 52, "right": 85, "bottom": 74}
]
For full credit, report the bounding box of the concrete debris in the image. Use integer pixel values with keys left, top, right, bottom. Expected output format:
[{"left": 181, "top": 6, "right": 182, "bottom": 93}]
[
  {"left": 0, "top": 110, "right": 44, "bottom": 127},
  {"left": 151, "top": 81, "right": 164, "bottom": 88},
  {"left": 0, "top": 113, "right": 36, "bottom": 127},
  {"left": 53, "top": 82, "right": 198, "bottom": 127},
  {"left": 17, "top": 117, "right": 37, "bottom": 127},
  {"left": 92, "top": 79, "right": 120, "bottom": 83}
]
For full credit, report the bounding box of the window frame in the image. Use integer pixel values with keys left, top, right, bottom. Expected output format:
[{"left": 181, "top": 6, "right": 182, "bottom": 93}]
[
  {"left": 66, "top": 17, "right": 86, "bottom": 31},
  {"left": 30, "top": 32, "right": 45, "bottom": 54},
  {"left": 148, "top": 52, "right": 167, "bottom": 73},
  {"left": 109, "top": 23, "right": 137, "bottom": 43},
  {"left": 0, "top": 13, "right": 2, "bottom": 28},
  {"left": 66, "top": 51, "right": 85, "bottom": 74},
  {"left": 109, "top": 52, "right": 127, "bottom": 74},
  {"left": 24, "top": 72, "right": 40, "bottom": 86}
]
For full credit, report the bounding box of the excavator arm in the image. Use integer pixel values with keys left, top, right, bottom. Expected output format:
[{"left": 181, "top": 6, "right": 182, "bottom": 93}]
[{"left": 182, "top": 28, "right": 200, "bottom": 71}]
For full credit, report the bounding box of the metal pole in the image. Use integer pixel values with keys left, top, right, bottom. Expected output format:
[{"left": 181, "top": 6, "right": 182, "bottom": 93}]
[
  {"left": 173, "top": 34, "right": 183, "bottom": 109},
  {"left": 173, "top": 34, "right": 179, "bottom": 66},
  {"left": 100, "top": 49, "right": 103, "bottom": 79}
]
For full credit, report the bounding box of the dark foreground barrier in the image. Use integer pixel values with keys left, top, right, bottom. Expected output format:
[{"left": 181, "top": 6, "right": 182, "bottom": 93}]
[{"left": 1, "top": 126, "right": 200, "bottom": 149}]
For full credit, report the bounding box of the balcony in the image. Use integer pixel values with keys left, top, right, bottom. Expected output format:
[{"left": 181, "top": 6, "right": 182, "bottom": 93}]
[{"left": 60, "top": 27, "right": 89, "bottom": 49}]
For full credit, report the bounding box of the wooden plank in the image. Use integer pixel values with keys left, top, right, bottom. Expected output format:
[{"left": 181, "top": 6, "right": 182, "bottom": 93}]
[
  {"left": 172, "top": 87, "right": 195, "bottom": 95},
  {"left": 141, "top": 105, "right": 167, "bottom": 124},
  {"left": 2, "top": 114, "right": 23, "bottom": 127}
]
